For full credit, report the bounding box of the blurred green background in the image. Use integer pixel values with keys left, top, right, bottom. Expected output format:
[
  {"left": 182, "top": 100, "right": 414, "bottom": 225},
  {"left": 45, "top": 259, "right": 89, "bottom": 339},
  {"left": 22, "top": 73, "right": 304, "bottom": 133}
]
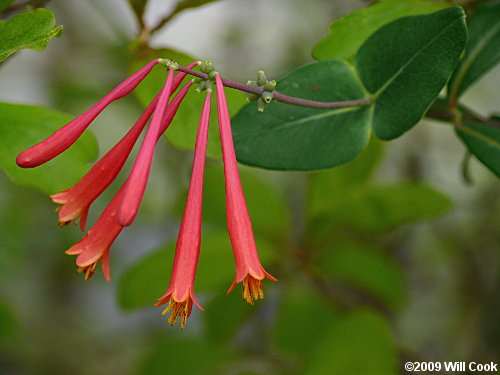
[{"left": 0, "top": 0, "right": 499, "bottom": 374}]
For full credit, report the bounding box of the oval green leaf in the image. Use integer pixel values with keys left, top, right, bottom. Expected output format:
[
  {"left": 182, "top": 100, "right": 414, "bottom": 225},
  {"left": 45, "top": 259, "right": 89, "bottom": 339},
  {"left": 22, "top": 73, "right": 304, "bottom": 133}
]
[
  {"left": 312, "top": 0, "right": 447, "bottom": 62},
  {"left": 448, "top": 0, "right": 500, "bottom": 101},
  {"left": 0, "top": 103, "right": 98, "bottom": 194},
  {"left": 356, "top": 7, "right": 467, "bottom": 140},
  {"left": 0, "top": 8, "right": 63, "bottom": 63},
  {"left": 130, "top": 47, "right": 246, "bottom": 158},
  {"left": 232, "top": 59, "right": 372, "bottom": 171},
  {"left": 456, "top": 121, "right": 500, "bottom": 177}
]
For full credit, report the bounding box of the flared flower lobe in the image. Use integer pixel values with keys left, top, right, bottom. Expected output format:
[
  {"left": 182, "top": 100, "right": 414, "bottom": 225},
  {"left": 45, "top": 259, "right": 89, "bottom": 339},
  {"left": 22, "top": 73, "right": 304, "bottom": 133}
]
[
  {"left": 66, "top": 188, "right": 125, "bottom": 282},
  {"left": 215, "top": 73, "right": 276, "bottom": 303}
]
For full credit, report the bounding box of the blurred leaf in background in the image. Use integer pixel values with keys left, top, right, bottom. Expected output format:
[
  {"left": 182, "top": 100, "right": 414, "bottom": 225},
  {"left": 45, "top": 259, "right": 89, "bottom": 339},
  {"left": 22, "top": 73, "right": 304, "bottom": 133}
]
[
  {"left": 0, "top": 8, "right": 62, "bottom": 62},
  {"left": 0, "top": 103, "right": 98, "bottom": 194}
]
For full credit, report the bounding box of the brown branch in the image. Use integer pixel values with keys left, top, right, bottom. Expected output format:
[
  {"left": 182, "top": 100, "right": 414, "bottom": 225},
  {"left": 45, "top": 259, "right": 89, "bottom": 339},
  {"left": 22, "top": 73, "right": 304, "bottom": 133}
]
[{"left": 175, "top": 64, "right": 372, "bottom": 110}]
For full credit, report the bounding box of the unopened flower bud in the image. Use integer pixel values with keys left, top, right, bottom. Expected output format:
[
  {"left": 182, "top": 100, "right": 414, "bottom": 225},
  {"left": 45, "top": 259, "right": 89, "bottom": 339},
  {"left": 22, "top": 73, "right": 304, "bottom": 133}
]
[
  {"left": 263, "top": 80, "right": 276, "bottom": 92},
  {"left": 204, "top": 61, "right": 214, "bottom": 74},
  {"left": 261, "top": 91, "right": 273, "bottom": 103},
  {"left": 246, "top": 93, "right": 259, "bottom": 102},
  {"left": 208, "top": 70, "right": 217, "bottom": 81},
  {"left": 196, "top": 80, "right": 207, "bottom": 92},
  {"left": 257, "top": 71, "right": 267, "bottom": 86}
]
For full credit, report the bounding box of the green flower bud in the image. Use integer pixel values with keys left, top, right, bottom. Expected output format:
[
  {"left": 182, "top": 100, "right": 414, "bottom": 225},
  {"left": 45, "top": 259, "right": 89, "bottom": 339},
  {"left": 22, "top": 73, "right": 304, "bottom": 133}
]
[
  {"left": 208, "top": 70, "right": 217, "bottom": 81},
  {"left": 246, "top": 93, "right": 259, "bottom": 102},
  {"left": 205, "top": 80, "right": 214, "bottom": 92},
  {"left": 263, "top": 80, "right": 276, "bottom": 92},
  {"left": 257, "top": 97, "right": 266, "bottom": 112},
  {"left": 257, "top": 70, "right": 267, "bottom": 86},
  {"left": 205, "top": 61, "right": 214, "bottom": 74},
  {"left": 261, "top": 91, "right": 273, "bottom": 103},
  {"left": 196, "top": 80, "right": 206, "bottom": 93},
  {"left": 199, "top": 61, "right": 206, "bottom": 73}
]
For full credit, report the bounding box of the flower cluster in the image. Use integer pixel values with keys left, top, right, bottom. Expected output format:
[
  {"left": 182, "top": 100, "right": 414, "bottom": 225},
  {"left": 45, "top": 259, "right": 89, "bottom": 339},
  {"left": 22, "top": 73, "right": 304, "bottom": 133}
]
[{"left": 16, "top": 59, "right": 276, "bottom": 328}]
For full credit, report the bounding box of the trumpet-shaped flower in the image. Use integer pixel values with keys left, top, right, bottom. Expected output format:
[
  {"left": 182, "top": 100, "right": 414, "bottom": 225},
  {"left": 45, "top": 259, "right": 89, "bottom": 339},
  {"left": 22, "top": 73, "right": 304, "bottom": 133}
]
[
  {"left": 65, "top": 81, "right": 193, "bottom": 279},
  {"left": 215, "top": 74, "right": 276, "bottom": 304},
  {"left": 117, "top": 67, "right": 176, "bottom": 227},
  {"left": 50, "top": 71, "right": 194, "bottom": 231},
  {"left": 155, "top": 91, "right": 212, "bottom": 328},
  {"left": 16, "top": 60, "right": 159, "bottom": 168}
]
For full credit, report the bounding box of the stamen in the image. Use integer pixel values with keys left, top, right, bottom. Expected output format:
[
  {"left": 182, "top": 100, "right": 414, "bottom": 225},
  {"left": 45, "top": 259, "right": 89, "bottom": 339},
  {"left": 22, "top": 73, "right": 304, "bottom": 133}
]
[
  {"left": 242, "top": 275, "right": 264, "bottom": 305},
  {"left": 161, "top": 299, "right": 193, "bottom": 329},
  {"left": 77, "top": 262, "right": 97, "bottom": 280}
]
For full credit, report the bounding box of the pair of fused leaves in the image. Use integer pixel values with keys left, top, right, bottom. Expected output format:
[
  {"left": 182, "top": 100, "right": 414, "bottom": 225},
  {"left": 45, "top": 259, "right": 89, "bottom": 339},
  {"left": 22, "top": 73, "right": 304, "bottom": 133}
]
[{"left": 231, "top": 6, "right": 467, "bottom": 170}]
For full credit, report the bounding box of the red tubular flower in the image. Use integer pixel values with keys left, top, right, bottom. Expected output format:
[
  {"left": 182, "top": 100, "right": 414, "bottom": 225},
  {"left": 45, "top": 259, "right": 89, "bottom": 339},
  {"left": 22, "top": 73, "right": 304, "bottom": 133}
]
[
  {"left": 50, "top": 69, "right": 195, "bottom": 231},
  {"left": 16, "top": 59, "right": 159, "bottom": 168},
  {"left": 117, "top": 67, "right": 176, "bottom": 227},
  {"left": 65, "top": 81, "right": 194, "bottom": 280},
  {"left": 155, "top": 91, "right": 211, "bottom": 328},
  {"left": 214, "top": 74, "right": 277, "bottom": 304}
]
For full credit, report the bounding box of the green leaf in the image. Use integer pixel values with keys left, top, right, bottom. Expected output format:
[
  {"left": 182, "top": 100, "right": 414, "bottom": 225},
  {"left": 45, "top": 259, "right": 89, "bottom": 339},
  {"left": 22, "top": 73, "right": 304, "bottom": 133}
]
[
  {"left": 0, "top": 0, "right": 15, "bottom": 12},
  {"left": 137, "top": 337, "right": 231, "bottom": 375},
  {"left": 117, "top": 229, "right": 277, "bottom": 310},
  {"left": 356, "top": 7, "right": 467, "bottom": 140},
  {"left": 274, "top": 285, "right": 340, "bottom": 363},
  {"left": 448, "top": 0, "right": 500, "bottom": 100},
  {"left": 0, "top": 103, "right": 98, "bottom": 194},
  {"left": 308, "top": 137, "right": 384, "bottom": 218},
  {"left": 304, "top": 310, "right": 398, "bottom": 375},
  {"left": 232, "top": 59, "right": 372, "bottom": 171},
  {"left": 131, "top": 47, "right": 246, "bottom": 158},
  {"left": 312, "top": 0, "right": 447, "bottom": 62},
  {"left": 0, "top": 9, "right": 63, "bottom": 63},
  {"left": 456, "top": 121, "right": 500, "bottom": 176},
  {"left": 326, "top": 183, "right": 452, "bottom": 233},
  {"left": 314, "top": 239, "right": 406, "bottom": 309}
]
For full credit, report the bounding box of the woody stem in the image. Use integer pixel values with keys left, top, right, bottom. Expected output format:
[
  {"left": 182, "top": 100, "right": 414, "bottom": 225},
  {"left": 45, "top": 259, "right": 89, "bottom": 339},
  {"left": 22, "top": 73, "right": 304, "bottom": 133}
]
[{"left": 175, "top": 65, "right": 372, "bottom": 110}]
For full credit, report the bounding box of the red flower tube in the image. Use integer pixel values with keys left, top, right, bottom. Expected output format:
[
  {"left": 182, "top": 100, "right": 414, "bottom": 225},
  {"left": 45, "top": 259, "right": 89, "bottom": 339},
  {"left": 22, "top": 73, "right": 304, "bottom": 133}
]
[
  {"left": 16, "top": 60, "right": 159, "bottom": 168},
  {"left": 65, "top": 81, "right": 194, "bottom": 280},
  {"left": 155, "top": 91, "right": 212, "bottom": 328},
  {"left": 214, "top": 74, "right": 276, "bottom": 304},
  {"left": 117, "top": 67, "right": 176, "bottom": 227},
  {"left": 51, "top": 70, "right": 195, "bottom": 231}
]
